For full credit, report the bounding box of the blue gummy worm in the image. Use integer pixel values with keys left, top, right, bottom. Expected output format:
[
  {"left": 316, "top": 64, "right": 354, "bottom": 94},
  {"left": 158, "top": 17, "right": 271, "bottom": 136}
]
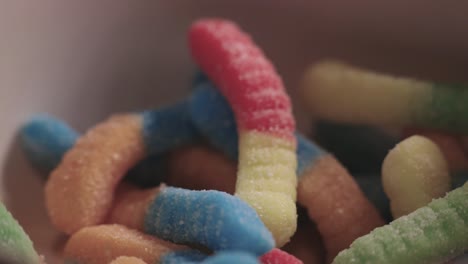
[
  {"left": 144, "top": 187, "right": 274, "bottom": 256},
  {"left": 189, "top": 83, "right": 238, "bottom": 160},
  {"left": 161, "top": 250, "right": 259, "bottom": 264},
  {"left": 142, "top": 99, "right": 199, "bottom": 154},
  {"left": 189, "top": 81, "right": 326, "bottom": 175},
  {"left": 20, "top": 114, "right": 78, "bottom": 172}
]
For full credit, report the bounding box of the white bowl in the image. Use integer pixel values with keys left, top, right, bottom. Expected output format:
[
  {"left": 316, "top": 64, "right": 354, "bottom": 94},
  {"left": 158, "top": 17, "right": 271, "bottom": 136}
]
[{"left": 0, "top": 1, "right": 467, "bottom": 262}]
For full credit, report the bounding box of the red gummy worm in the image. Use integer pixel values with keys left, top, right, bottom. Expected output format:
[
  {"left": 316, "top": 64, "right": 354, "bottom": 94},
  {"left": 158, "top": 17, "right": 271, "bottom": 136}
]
[{"left": 188, "top": 18, "right": 298, "bottom": 246}]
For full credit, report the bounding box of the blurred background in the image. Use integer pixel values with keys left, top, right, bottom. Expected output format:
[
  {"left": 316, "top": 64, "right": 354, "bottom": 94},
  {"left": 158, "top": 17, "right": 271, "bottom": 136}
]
[{"left": 0, "top": 1, "right": 467, "bottom": 261}]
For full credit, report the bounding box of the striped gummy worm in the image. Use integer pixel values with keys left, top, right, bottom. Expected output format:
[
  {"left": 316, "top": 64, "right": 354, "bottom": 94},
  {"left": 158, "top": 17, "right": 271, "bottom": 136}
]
[
  {"left": 20, "top": 113, "right": 251, "bottom": 251},
  {"left": 332, "top": 182, "right": 468, "bottom": 264},
  {"left": 382, "top": 135, "right": 451, "bottom": 218},
  {"left": 20, "top": 114, "right": 169, "bottom": 187},
  {"left": 20, "top": 115, "right": 236, "bottom": 192},
  {"left": 0, "top": 202, "right": 41, "bottom": 264},
  {"left": 45, "top": 100, "right": 198, "bottom": 234},
  {"left": 301, "top": 60, "right": 468, "bottom": 134},
  {"left": 189, "top": 82, "right": 384, "bottom": 260},
  {"left": 189, "top": 18, "right": 298, "bottom": 247},
  {"left": 109, "top": 185, "right": 274, "bottom": 256}
]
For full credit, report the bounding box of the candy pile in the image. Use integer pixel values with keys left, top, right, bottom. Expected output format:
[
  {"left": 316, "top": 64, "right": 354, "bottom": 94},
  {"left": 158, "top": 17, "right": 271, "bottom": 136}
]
[{"left": 1, "top": 18, "right": 466, "bottom": 264}]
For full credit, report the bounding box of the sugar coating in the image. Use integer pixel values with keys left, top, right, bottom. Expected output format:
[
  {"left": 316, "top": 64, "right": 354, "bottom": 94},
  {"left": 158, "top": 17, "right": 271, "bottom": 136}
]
[
  {"left": 20, "top": 115, "right": 168, "bottom": 187},
  {"left": 168, "top": 145, "right": 237, "bottom": 194},
  {"left": 142, "top": 100, "right": 199, "bottom": 154},
  {"left": 45, "top": 104, "right": 195, "bottom": 234},
  {"left": 64, "top": 224, "right": 184, "bottom": 264},
  {"left": 189, "top": 84, "right": 238, "bottom": 160},
  {"left": 161, "top": 250, "right": 259, "bottom": 264},
  {"left": 382, "top": 135, "right": 451, "bottom": 218},
  {"left": 259, "top": 248, "right": 303, "bottom": 264},
  {"left": 188, "top": 82, "right": 382, "bottom": 255},
  {"left": 144, "top": 187, "right": 274, "bottom": 256},
  {"left": 403, "top": 128, "right": 468, "bottom": 172},
  {"left": 0, "top": 203, "right": 39, "bottom": 264},
  {"left": 189, "top": 84, "right": 324, "bottom": 176},
  {"left": 333, "top": 183, "right": 468, "bottom": 264},
  {"left": 20, "top": 114, "right": 78, "bottom": 173},
  {"left": 301, "top": 60, "right": 429, "bottom": 126},
  {"left": 109, "top": 256, "right": 147, "bottom": 264},
  {"left": 45, "top": 114, "right": 146, "bottom": 234},
  {"left": 189, "top": 19, "right": 298, "bottom": 246},
  {"left": 189, "top": 19, "right": 295, "bottom": 140},
  {"left": 108, "top": 183, "right": 161, "bottom": 230},
  {"left": 237, "top": 131, "right": 297, "bottom": 246},
  {"left": 298, "top": 155, "right": 385, "bottom": 262}
]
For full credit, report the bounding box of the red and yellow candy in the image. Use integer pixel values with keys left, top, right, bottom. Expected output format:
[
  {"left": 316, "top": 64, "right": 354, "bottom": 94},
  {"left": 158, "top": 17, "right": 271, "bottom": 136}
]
[{"left": 189, "top": 18, "right": 298, "bottom": 247}]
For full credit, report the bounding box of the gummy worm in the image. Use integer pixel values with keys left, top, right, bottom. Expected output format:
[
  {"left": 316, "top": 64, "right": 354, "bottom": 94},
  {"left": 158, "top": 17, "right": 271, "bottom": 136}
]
[
  {"left": 45, "top": 100, "right": 197, "bottom": 234},
  {"left": 302, "top": 60, "right": 468, "bottom": 134},
  {"left": 382, "top": 135, "right": 451, "bottom": 218},
  {"left": 189, "top": 18, "right": 298, "bottom": 247},
  {"left": 333, "top": 182, "right": 468, "bottom": 264},
  {"left": 189, "top": 82, "right": 384, "bottom": 260}
]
